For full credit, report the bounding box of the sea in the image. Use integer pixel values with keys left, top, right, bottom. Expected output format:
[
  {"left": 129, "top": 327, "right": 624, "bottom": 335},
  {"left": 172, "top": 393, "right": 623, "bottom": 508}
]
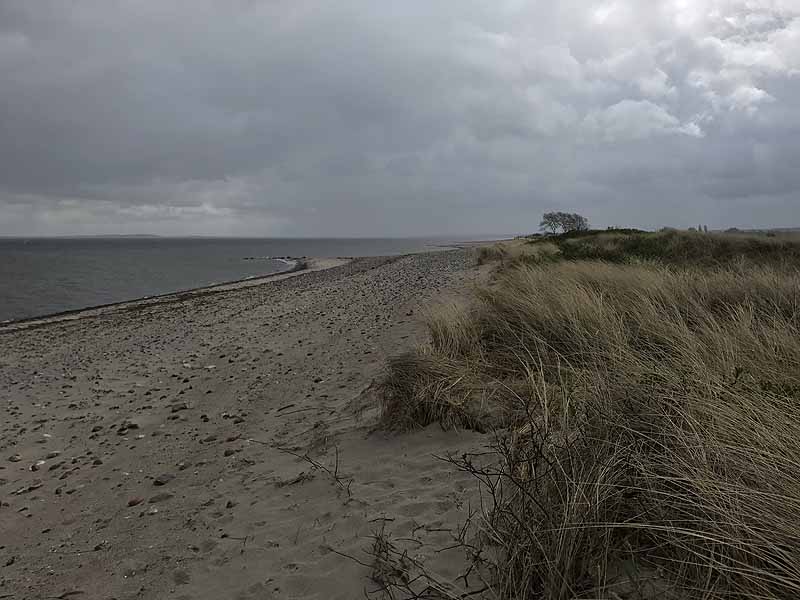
[{"left": 0, "top": 237, "right": 475, "bottom": 323}]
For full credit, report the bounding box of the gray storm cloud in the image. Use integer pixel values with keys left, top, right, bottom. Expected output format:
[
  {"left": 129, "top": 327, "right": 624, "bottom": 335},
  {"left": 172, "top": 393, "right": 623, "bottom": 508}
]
[{"left": 0, "top": 0, "right": 798, "bottom": 236}]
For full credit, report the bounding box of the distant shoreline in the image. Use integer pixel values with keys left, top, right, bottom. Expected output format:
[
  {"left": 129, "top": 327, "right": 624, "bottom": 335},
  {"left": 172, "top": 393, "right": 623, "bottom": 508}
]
[
  {"left": 0, "top": 235, "right": 517, "bottom": 240},
  {"left": 0, "top": 257, "right": 349, "bottom": 332},
  {"left": 0, "top": 236, "right": 494, "bottom": 332}
]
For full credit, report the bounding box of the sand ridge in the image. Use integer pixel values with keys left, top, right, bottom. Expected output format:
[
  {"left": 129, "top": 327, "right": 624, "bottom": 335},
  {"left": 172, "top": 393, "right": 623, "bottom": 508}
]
[{"left": 0, "top": 250, "right": 490, "bottom": 599}]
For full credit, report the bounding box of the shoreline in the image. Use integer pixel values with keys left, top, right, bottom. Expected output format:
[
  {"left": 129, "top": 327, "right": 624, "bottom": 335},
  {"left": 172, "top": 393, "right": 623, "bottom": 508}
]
[
  {"left": 0, "top": 241, "right": 484, "bottom": 331},
  {"left": 0, "top": 256, "right": 350, "bottom": 333},
  {"left": 0, "top": 248, "right": 486, "bottom": 600}
]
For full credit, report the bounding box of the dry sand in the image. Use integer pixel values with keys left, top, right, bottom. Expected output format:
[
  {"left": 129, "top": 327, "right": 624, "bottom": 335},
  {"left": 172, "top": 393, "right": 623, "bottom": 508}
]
[{"left": 0, "top": 250, "right": 490, "bottom": 600}]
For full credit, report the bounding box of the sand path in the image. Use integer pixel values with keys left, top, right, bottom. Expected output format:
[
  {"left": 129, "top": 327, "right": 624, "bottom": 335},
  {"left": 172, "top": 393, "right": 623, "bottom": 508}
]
[{"left": 0, "top": 251, "right": 490, "bottom": 600}]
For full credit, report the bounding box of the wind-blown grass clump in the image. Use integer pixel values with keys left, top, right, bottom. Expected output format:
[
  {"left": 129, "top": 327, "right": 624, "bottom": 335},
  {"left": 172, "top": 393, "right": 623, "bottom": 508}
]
[
  {"left": 381, "top": 302, "right": 512, "bottom": 432},
  {"left": 380, "top": 241, "right": 800, "bottom": 598},
  {"left": 477, "top": 241, "right": 560, "bottom": 268}
]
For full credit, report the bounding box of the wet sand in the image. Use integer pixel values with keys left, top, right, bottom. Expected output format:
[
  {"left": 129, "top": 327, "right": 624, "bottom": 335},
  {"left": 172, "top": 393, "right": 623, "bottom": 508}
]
[{"left": 0, "top": 250, "right": 490, "bottom": 600}]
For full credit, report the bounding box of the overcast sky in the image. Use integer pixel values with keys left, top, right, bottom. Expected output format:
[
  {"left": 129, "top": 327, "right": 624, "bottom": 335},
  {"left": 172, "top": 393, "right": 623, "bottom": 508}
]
[{"left": 1, "top": 1, "right": 798, "bottom": 236}]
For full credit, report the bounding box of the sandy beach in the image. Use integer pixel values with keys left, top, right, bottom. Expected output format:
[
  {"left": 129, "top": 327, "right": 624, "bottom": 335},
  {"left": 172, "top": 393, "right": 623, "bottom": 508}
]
[{"left": 0, "top": 249, "right": 489, "bottom": 600}]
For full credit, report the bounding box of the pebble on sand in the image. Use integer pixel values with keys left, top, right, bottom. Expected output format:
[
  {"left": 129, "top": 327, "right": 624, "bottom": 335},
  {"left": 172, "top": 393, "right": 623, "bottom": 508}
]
[{"left": 153, "top": 473, "right": 175, "bottom": 486}]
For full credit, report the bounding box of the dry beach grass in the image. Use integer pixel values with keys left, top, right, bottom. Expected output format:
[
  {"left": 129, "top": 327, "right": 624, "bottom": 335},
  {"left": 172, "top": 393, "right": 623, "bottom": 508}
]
[{"left": 381, "top": 231, "right": 800, "bottom": 599}]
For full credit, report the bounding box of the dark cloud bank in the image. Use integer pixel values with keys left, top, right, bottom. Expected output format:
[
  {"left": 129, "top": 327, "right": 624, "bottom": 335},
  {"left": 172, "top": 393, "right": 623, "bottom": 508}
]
[{"left": 1, "top": 1, "right": 798, "bottom": 236}]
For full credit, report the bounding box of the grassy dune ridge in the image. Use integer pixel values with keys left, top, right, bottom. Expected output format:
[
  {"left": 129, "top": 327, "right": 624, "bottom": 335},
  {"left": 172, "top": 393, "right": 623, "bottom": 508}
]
[{"left": 380, "top": 231, "right": 800, "bottom": 599}]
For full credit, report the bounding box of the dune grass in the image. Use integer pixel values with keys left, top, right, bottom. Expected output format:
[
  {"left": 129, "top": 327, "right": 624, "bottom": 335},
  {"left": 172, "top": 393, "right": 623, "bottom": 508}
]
[
  {"left": 553, "top": 229, "right": 800, "bottom": 266},
  {"left": 380, "top": 231, "right": 800, "bottom": 599},
  {"left": 477, "top": 240, "right": 561, "bottom": 268}
]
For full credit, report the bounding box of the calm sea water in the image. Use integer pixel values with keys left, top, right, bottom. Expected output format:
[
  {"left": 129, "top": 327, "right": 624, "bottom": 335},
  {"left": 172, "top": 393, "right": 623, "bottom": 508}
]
[{"left": 0, "top": 237, "right": 458, "bottom": 322}]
